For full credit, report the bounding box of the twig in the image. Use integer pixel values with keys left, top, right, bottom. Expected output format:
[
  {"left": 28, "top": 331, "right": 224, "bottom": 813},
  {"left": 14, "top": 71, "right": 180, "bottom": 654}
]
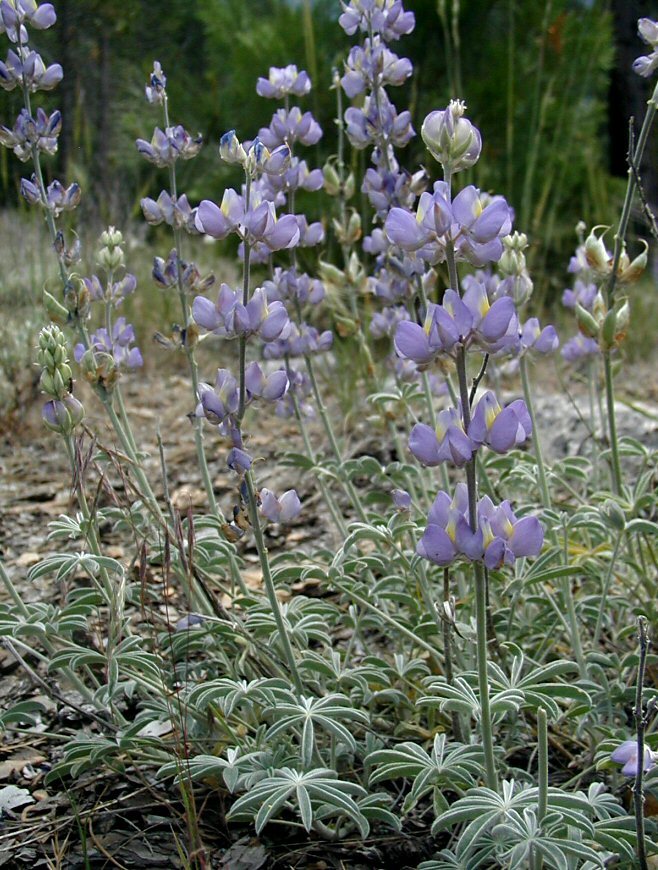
[
  {"left": 628, "top": 121, "right": 658, "bottom": 241},
  {"left": 469, "top": 353, "right": 489, "bottom": 406}
]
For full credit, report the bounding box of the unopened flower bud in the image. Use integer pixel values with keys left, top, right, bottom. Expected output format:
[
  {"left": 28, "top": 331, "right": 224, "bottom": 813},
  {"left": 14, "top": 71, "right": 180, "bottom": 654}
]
[
  {"left": 43, "top": 289, "right": 69, "bottom": 325},
  {"left": 318, "top": 260, "right": 345, "bottom": 287},
  {"left": 343, "top": 171, "right": 356, "bottom": 200},
  {"left": 584, "top": 226, "right": 611, "bottom": 276},
  {"left": 601, "top": 299, "right": 630, "bottom": 350},
  {"left": 346, "top": 210, "right": 362, "bottom": 244},
  {"left": 245, "top": 137, "right": 269, "bottom": 175},
  {"left": 591, "top": 290, "right": 606, "bottom": 323},
  {"left": 600, "top": 499, "right": 626, "bottom": 531},
  {"left": 99, "top": 226, "right": 123, "bottom": 248},
  {"left": 600, "top": 308, "right": 618, "bottom": 352},
  {"left": 219, "top": 129, "right": 247, "bottom": 166},
  {"left": 575, "top": 303, "right": 600, "bottom": 339},
  {"left": 322, "top": 160, "right": 341, "bottom": 196},
  {"left": 618, "top": 241, "right": 648, "bottom": 284},
  {"left": 42, "top": 395, "right": 85, "bottom": 435},
  {"left": 97, "top": 244, "right": 124, "bottom": 271},
  {"left": 421, "top": 100, "right": 482, "bottom": 173}
]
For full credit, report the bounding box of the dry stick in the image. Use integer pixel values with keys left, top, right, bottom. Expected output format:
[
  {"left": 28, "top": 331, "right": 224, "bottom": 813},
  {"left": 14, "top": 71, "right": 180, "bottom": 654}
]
[
  {"left": 604, "top": 80, "right": 658, "bottom": 495},
  {"left": 443, "top": 568, "right": 466, "bottom": 743}
]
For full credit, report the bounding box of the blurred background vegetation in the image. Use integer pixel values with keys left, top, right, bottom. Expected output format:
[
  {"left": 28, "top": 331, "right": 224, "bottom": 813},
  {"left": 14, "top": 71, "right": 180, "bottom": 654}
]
[{"left": 0, "top": 0, "right": 657, "bottom": 419}]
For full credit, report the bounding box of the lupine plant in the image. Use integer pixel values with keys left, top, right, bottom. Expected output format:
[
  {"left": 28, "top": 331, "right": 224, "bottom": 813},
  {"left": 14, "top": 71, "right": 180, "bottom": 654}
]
[{"left": 1, "top": 0, "right": 658, "bottom": 866}]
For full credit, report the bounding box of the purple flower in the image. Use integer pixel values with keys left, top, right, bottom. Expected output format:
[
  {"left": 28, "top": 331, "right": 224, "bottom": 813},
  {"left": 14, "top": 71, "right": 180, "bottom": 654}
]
[
  {"left": 341, "top": 40, "right": 412, "bottom": 98},
  {"left": 141, "top": 191, "right": 198, "bottom": 232},
  {"left": 227, "top": 447, "right": 253, "bottom": 473},
  {"left": 195, "top": 369, "right": 239, "bottom": 425},
  {"left": 0, "top": 1, "right": 56, "bottom": 41},
  {"left": 634, "top": 18, "right": 658, "bottom": 77},
  {"left": 611, "top": 740, "right": 657, "bottom": 777},
  {"left": 263, "top": 267, "right": 324, "bottom": 306},
  {"left": 195, "top": 190, "right": 243, "bottom": 239},
  {"left": 409, "top": 407, "right": 476, "bottom": 467},
  {"left": 263, "top": 323, "right": 333, "bottom": 359},
  {"left": 259, "top": 488, "right": 302, "bottom": 523},
  {"left": 20, "top": 175, "right": 80, "bottom": 215},
  {"left": 145, "top": 60, "right": 166, "bottom": 104},
  {"left": 245, "top": 362, "right": 289, "bottom": 402},
  {"left": 153, "top": 250, "right": 214, "bottom": 295},
  {"left": 520, "top": 318, "right": 559, "bottom": 355},
  {"left": 561, "top": 333, "right": 600, "bottom": 363},
  {"left": 416, "top": 485, "right": 543, "bottom": 569},
  {"left": 339, "top": 0, "right": 415, "bottom": 41},
  {"left": 416, "top": 487, "right": 470, "bottom": 567},
  {"left": 42, "top": 394, "right": 84, "bottom": 435},
  {"left": 0, "top": 49, "right": 62, "bottom": 92},
  {"left": 75, "top": 319, "right": 142, "bottom": 371},
  {"left": 257, "top": 65, "right": 311, "bottom": 100},
  {"left": 345, "top": 90, "right": 414, "bottom": 150},
  {"left": 193, "top": 285, "right": 290, "bottom": 343},
  {"left": 258, "top": 107, "right": 322, "bottom": 149},
  {"left": 452, "top": 187, "right": 513, "bottom": 265},
  {"left": 136, "top": 125, "right": 202, "bottom": 167},
  {"left": 0, "top": 107, "right": 61, "bottom": 161},
  {"left": 469, "top": 391, "right": 532, "bottom": 453},
  {"left": 392, "top": 489, "right": 412, "bottom": 511}
]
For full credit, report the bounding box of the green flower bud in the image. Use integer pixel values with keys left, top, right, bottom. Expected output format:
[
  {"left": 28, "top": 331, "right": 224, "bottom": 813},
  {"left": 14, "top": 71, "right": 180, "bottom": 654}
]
[
  {"left": 575, "top": 303, "right": 600, "bottom": 339},
  {"left": 421, "top": 100, "right": 482, "bottom": 173},
  {"left": 584, "top": 226, "right": 612, "bottom": 276},
  {"left": 322, "top": 161, "right": 341, "bottom": 196},
  {"left": 43, "top": 290, "right": 69, "bottom": 325},
  {"left": 99, "top": 226, "right": 124, "bottom": 248},
  {"left": 600, "top": 499, "right": 626, "bottom": 531},
  {"left": 599, "top": 308, "right": 618, "bottom": 352},
  {"left": 97, "top": 245, "right": 124, "bottom": 271},
  {"left": 618, "top": 241, "right": 648, "bottom": 285},
  {"left": 42, "top": 394, "right": 85, "bottom": 436}
]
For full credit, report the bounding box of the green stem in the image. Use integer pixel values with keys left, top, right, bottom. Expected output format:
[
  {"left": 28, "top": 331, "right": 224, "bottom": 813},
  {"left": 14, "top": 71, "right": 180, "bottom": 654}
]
[
  {"left": 519, "top": 355, "right": 551, "bottom": 510},
  {"left": 633, "top": 617, "right": 650, "bottom": 870},
  {"left": 560, "top": 525, "right": 587, "bottom": 679},
  {"left": 243, "top": 472, "right": 303, "bottom": 695},
  {"left": 603, "top": 352, "right": 623, "bottom": 496},
  {"left": 290, "top": 391, "right": 347, "bottom": 537},
  {"left": 303, "top": 353, "right": 368, "bottom": 523},
  {"left": 592, "top": 531, "right": 623, "bottom": 647},
  {"left": 534, "top": 706, "right": 548, "bottom": 870}
]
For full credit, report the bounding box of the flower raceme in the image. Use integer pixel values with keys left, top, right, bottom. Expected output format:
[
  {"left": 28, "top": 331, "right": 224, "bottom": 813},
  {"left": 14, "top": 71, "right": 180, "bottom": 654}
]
[
  {"left": 0, "top": 0, "right": 57, "bottom": 40},
  {"left": 259, "top": 488, "right": 302, "bottom": 523},
  {"left": 338, "top": 0, "right": 415, "bottom": 42},
  {"left": 409, "top": 392, "right": 531, "bottom": 468},
  {"left": 136, "top": 125, "right": 202, "bottom": 168},
  {"left": 256, "top": 64, "right": 311, "bottom": 100},
  {"left": 195, "top": 189, "right": 300, "bottom": 252},
  {"left": 195, "top": 364, "right": 289, "bottom": 426},
  {"left": 393, "top": 287, "right": 518, "bottom": 367},
  {"left": 385, "top": 181, "right": 513, "bottom": 267},
  {"left": 193, "top": 285, "right": 291, "bottom": 343},
  {"left": 416, "top": 484, "right": 543, "bottom": 569},
  {"left": 0, "top": 47, "right": 62, "bottom": 91}
]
